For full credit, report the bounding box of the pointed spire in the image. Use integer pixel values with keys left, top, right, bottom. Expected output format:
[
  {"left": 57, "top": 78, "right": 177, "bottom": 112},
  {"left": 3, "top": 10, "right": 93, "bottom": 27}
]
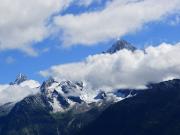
[
  {"left": 10, "top": 73, "right": 28, "bottom": 85},
  {"left": 105, "top": 39, "right": 136, "bottom": 54},
  {"left": 40, "top": 76, "right": 56, "bottom": 93}
]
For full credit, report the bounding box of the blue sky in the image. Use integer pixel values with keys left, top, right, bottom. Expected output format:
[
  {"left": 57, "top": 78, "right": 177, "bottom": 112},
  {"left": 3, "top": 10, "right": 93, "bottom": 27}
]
[{"left": 0, "top": 0, "right": 180, "bottom": 84}]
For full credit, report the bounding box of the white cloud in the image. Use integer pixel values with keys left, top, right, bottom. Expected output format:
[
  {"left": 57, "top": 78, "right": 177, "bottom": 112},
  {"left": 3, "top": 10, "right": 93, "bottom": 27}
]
[
  {"left": 0, "top": 80, "right": 40, "bottom": 105},
  {"left": 54, "top": 0, "right": 180, "bottom": 47},
  {"left": 0, "top": 84, "right": 9, "bottom": 92},
  {"left": 0, "top": 0, "right": 72, "bottom": 56},
  {"left": 5, "top": 56, "right": 15, "bottom": 64},
  {"left": 0, "top": 0, "right": 180, "bottom": 54},
  {"left": 40, "top": 42, "right": 180, "bottom": 90}
]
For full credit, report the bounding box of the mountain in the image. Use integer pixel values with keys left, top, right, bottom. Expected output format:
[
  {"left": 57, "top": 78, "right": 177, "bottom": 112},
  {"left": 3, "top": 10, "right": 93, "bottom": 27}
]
[
  {"left": 0, "top": 72, "right": 131, "bottom": 114},
  {"left": 0, "top": 83, "right": 113, "bottom": 135},
  {"left": 1, "top": 78, "right": 180, "bottom": 135},
  {"left": 0, "top": 74, "right": 40, "bottom": 113},
  {"left": 0, "top": 70, "right": 137, "bottom": 135},
  {"left": 0, "top": 73, "right": 131, "bottom": 135},
  {"left": 10, "top": 73, "right": 28, "bottom": 85},
  {"left": 0, "top": 40, "right": 179, "bottom": 135},
  {"left": 9, "top": 73, "right": 40, "bottom": 88},
  {"left": 76, "top": 79, "right": 180, "bottom": 135},
  {"left": 104, "top": 39, "right": 136, "bottom": 54},
  {"left": 38, "top": 77, "right": 126, "bottom": 112}
]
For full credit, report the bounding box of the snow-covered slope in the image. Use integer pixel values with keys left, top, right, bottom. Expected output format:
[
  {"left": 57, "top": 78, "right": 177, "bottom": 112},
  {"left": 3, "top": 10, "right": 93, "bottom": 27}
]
[
  {"left": 31, "top": 75, "right": 127, "bottom": 112},
  {"left": 39, "top": 77, "right": 98, "bottom": 112},
  {"left": 37, "top": 76, "right": 135, "bottom": 112},
  {"left": 0, "top": 73, "right": 131, "bottom": 113}
]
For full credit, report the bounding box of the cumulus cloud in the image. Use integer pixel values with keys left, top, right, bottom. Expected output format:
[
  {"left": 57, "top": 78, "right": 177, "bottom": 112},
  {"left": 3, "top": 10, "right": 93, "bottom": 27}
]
[
  {"left": 0, "top": 0, "right": 72, "bottom": 56},
  {"left": 54, "top": 0, "right": 180, "bottom": 46},
  {"left": 40, "top": 42, "right": 180, "bottom": 90},
  {"left": 0, "top": 80, "right": 40, "bottom": 105},
  {"left": 0, "top": 0, "right": 180, "bottom": 54}
]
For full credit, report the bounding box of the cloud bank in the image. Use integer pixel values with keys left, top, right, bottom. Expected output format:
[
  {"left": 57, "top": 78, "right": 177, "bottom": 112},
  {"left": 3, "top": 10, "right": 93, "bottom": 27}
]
[
  {"left": 54, "top": 0, "right": 180, "bottom": 46},
  {"left": 0, "top": 0, "right": 180, "bottom": 54},
  {"left": 0, "top": 0, "right": 72, "bottom": 56},
  {"left": 40, "top": 42, "right": 180, "bottom": 90},
  {"left": 0, "top": 80, "right": 40, "bottom": 105}
]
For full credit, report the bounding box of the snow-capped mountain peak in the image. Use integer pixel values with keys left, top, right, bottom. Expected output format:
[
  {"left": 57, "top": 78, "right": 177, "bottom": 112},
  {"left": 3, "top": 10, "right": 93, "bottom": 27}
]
[
  {"left": 9, "top": 73, "right": 40, "bottom": 88},
  {"left": 39, "top": 78, "right": 86, "bottom": 112},
  {"left": 0, "top": 74, "right": 40, "bottom": 106},
  {"left": 105, "top": 39, "right": 136, "bottom": 54},
  {"left": 10, "top": 73, "right": 28, "bottom": 85},
  {"left": 40, "top": 77, "right": 58, "bottom": 93}
]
